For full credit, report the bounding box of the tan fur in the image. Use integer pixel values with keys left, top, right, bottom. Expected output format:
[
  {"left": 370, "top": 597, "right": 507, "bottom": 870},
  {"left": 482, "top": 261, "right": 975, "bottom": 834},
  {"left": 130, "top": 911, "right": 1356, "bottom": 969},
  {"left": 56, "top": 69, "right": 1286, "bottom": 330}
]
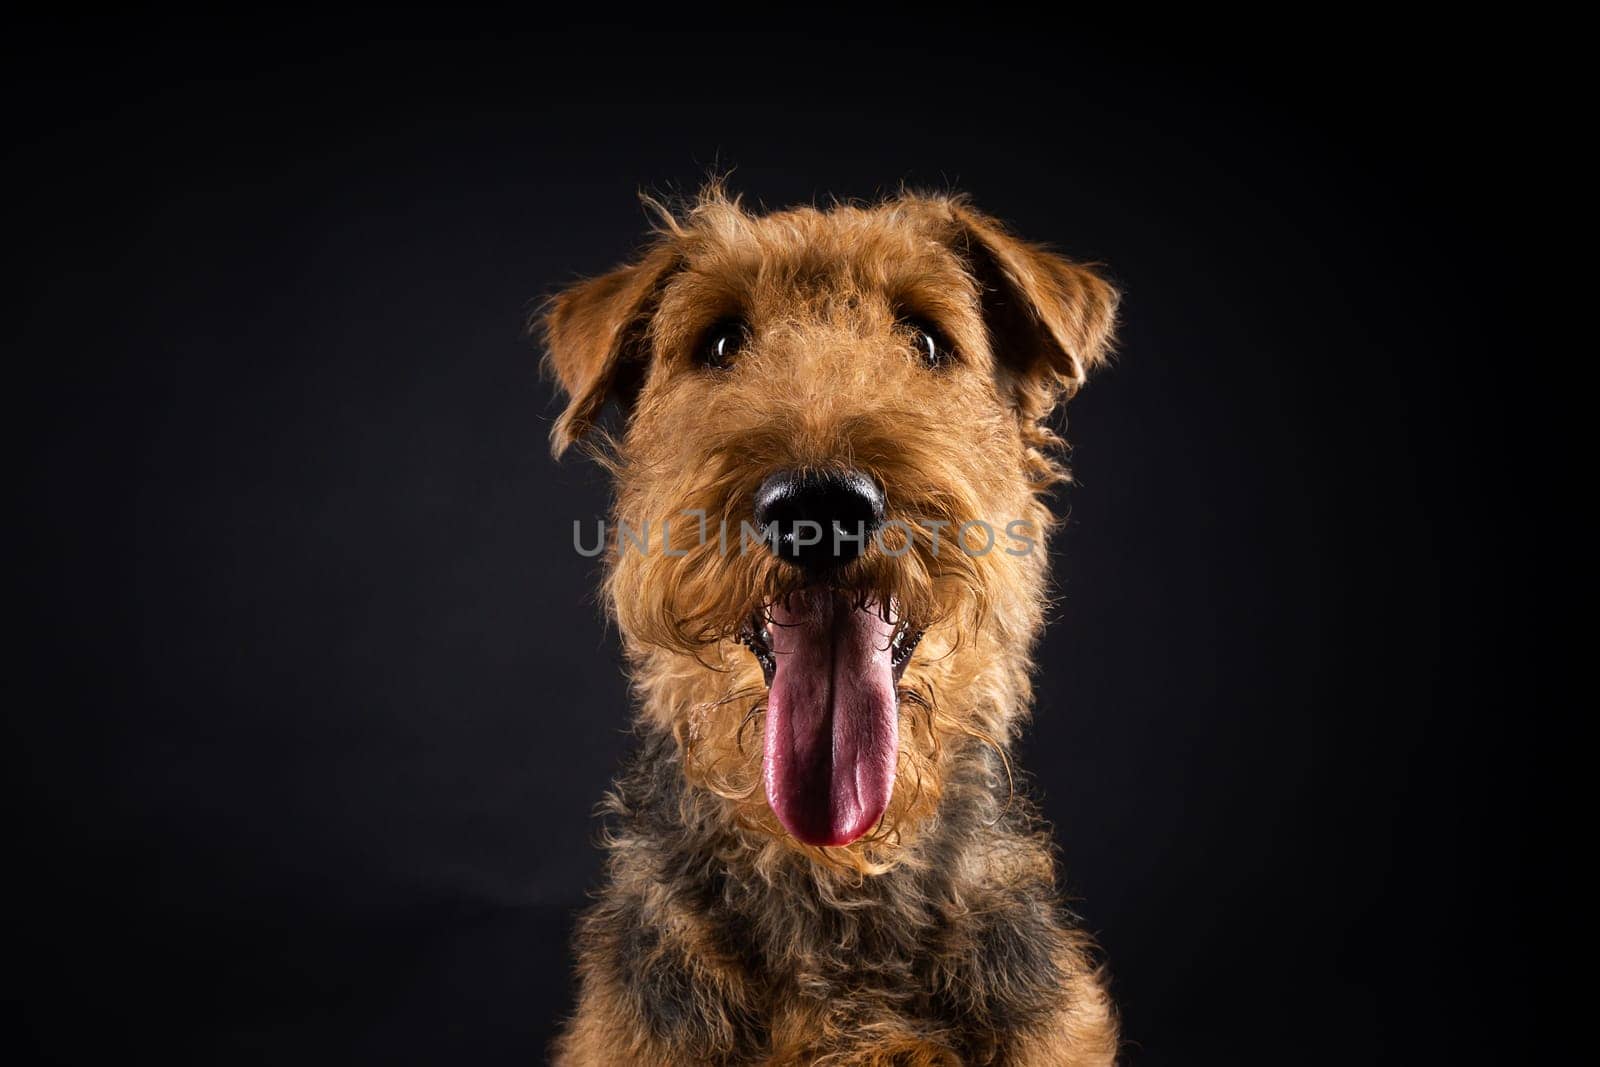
[{"left": 542, "top": 184, "right": 1120, "bottom": 1065}]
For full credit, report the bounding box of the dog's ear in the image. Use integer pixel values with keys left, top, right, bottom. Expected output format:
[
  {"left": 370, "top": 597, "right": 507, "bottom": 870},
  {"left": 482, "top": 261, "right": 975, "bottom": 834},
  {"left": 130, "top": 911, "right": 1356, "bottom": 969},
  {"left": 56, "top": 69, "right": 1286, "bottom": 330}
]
[
  {"left": 949, "top": 203, "right": 1119, "bottom": 421},
  {"left": 540, "top": 244, "right": 679, "bottom": 457}
]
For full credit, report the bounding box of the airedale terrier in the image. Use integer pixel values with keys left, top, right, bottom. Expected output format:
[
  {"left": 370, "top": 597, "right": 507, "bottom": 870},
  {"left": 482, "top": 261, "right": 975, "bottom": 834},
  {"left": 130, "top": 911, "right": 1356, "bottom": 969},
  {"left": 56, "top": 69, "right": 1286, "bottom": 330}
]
[{"left": 541, "top": 184, "right": 1120, "bottom": 1066}]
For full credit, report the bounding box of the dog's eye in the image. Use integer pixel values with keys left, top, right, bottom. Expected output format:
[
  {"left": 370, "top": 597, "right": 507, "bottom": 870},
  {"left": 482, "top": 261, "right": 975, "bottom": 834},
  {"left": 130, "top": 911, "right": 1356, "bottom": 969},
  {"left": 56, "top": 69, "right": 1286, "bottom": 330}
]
[
  {"left": 903, "top": 318, "right": 953, "bottom": 368},
  {"left": 696, "top": 319, "right": 748, "bottom": 369}
]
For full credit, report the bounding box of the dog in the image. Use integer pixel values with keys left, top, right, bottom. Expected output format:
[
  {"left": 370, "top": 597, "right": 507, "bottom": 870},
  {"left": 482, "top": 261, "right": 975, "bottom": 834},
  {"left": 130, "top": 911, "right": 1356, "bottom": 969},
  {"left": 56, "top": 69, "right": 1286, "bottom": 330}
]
[{"left": 541, "top": 184, "right": 1120, "bottom": 1065}]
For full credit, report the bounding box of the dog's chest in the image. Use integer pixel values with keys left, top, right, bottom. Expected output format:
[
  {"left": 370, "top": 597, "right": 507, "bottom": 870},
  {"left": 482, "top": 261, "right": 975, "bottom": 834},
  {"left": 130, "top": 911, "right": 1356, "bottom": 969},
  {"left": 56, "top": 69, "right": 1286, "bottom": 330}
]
[{"left": 718, "top": 869, "right": 1068, "bottom": 1057}]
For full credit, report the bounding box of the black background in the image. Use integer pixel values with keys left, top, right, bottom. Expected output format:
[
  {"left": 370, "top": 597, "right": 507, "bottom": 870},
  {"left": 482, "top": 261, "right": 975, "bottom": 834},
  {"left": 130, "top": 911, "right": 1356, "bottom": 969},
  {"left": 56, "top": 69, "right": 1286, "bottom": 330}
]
[{"left": 13, "top": 20, "right": 1541, "bottom": 1066}]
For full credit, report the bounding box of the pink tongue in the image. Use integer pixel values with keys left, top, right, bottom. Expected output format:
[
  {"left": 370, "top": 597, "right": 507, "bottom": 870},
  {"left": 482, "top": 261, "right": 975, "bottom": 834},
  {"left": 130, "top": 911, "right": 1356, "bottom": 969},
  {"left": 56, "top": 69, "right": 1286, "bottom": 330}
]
[{"left": 763, "top": 592, "right": 898, "bottom": 847}]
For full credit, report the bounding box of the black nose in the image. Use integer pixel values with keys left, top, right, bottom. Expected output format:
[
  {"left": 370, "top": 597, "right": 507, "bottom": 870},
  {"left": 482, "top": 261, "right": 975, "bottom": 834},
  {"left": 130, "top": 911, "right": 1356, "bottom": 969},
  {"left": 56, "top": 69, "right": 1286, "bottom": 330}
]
[{"left": 754, "top": 469, "right": 885, "bottom": 574}]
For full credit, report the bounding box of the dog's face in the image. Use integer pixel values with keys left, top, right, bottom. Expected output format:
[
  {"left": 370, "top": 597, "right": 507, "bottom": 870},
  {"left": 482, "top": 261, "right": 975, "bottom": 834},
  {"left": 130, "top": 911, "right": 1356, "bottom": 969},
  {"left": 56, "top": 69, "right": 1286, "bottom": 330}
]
[{"left": 544, "top": 189, "right": 1115, "bottom": 869}]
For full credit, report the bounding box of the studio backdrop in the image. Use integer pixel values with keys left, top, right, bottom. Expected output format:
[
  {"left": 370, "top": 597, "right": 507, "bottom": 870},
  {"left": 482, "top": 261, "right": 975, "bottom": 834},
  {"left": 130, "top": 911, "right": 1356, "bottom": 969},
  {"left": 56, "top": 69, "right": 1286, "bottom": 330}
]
[{"left": 13, "top": 20, "right": 1538, "bottom": 1066}]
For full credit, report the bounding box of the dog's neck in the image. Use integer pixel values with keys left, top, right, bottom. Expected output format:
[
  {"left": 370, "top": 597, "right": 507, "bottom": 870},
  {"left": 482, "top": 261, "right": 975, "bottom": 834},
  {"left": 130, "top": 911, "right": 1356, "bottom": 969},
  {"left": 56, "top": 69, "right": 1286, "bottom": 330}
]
[
  {"left": 611, "top": 726, "right": 1021, "bottom": 894},
  {"left": 578, "top": 726, "right": 1087, "bottom": 1064}
]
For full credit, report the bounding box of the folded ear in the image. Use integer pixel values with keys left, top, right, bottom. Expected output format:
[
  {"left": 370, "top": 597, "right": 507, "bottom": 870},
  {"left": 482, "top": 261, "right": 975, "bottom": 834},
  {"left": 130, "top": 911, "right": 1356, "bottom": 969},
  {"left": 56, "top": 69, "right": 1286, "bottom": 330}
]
[
  {"left": 540, "top": 243, "right": 679, "bottom": 457},
  {"left": 949, "top": 203, "right": 1119, "bottom": 425}
]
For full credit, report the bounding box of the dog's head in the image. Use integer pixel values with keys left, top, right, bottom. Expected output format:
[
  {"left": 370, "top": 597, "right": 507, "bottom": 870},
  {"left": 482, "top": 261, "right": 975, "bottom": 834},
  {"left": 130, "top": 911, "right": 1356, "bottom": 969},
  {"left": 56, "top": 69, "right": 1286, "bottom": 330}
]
[{"left": 542, "top": 186, "right": 1116, "bottom": 870}]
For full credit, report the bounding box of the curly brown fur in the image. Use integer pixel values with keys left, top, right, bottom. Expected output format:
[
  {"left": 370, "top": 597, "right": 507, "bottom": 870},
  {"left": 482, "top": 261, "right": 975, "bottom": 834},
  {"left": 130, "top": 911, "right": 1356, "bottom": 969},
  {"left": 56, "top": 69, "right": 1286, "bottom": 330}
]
[{"left": 541, "top": 184, "right": 1120, "bottom": 1065}]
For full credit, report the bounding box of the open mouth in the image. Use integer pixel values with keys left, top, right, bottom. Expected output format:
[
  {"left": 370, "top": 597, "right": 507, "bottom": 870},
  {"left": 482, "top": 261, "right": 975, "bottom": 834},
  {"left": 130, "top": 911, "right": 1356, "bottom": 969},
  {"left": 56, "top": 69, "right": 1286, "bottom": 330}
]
[{"left": 738, "top": 592, "right": 924, "bottom": 848}]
